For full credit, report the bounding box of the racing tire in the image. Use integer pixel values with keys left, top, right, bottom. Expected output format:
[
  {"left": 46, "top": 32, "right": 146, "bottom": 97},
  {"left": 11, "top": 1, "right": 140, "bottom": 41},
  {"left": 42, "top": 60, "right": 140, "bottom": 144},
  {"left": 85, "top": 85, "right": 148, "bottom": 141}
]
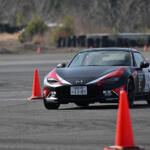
[
  {"left": 75, "top": 102, "right": 89, "bottom": 107},
  {"left": 147, "top": 100, "right": 150, "bottom": 105},
  {"left": 43, "top": 98, "right": 60, "bottom": 110},
  {"left": 126, "top": 78, "right": 135, "bottom": 108}
]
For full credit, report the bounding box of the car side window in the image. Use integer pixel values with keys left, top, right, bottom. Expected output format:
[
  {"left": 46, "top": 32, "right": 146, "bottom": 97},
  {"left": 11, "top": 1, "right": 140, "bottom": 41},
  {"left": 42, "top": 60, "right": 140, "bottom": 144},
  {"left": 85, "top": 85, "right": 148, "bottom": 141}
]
[{"left": 133, "top": 53, "right": 145, "bottom": 68}]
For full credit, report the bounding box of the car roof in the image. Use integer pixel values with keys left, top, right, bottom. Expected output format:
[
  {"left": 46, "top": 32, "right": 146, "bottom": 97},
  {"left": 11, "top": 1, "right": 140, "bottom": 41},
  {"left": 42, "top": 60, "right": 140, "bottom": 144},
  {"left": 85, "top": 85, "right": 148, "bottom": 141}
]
[{"left": 79, "top": 48, "right": 138, "bottom": 53}]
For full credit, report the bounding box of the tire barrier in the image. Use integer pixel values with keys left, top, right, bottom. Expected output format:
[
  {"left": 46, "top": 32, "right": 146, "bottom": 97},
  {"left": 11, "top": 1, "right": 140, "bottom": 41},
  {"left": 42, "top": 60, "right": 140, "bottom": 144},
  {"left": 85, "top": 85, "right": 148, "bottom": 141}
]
[
  {"left": 56, "top": 33, "right": 150, "bottom": 48},
  {"left": 0, "top": 24, "right": 24, "bottom": 33}
]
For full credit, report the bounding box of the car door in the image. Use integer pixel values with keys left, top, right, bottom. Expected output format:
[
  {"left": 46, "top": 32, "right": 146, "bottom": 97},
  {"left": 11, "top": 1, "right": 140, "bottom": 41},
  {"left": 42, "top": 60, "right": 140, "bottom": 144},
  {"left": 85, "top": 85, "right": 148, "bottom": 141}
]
[{"left": 133, "top": 52, "right": 150, "bottom": 96}]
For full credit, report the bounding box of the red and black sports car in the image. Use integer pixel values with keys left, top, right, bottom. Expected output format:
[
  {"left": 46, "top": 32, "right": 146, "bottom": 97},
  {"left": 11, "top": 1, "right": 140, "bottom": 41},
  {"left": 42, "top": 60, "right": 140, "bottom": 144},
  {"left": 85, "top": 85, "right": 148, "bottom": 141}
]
[{"left": 43, "top": 48, "right": 150, "bottom": 109}]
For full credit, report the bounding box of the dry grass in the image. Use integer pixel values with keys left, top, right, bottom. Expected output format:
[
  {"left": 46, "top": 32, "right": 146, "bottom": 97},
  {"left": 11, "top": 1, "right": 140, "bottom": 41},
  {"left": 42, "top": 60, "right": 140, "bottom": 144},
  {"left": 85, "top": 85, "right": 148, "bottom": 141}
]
[{"left": 0, "top": 32, "right": 22, "bottom": 41}]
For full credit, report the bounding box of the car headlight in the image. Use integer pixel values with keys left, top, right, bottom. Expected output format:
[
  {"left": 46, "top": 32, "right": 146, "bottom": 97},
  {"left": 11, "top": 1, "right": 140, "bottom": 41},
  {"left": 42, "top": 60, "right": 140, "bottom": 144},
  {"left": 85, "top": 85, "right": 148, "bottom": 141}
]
[{"left": 47, "top": 78, "right": 59, "bottom": 83}]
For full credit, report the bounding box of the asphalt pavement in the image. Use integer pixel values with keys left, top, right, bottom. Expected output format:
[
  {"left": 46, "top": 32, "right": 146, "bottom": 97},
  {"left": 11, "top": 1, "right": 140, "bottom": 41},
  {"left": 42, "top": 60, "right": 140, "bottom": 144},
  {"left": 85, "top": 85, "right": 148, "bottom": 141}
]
[{"left": 0, "top": 51, "right": 150, "bottom": 150}]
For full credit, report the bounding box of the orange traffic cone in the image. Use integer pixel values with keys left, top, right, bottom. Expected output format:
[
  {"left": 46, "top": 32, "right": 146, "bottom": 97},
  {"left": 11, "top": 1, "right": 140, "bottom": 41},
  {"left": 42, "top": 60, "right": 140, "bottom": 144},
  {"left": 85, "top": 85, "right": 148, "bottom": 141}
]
[
  {"left": 28, "top": 69, "right": 42, "bottom": 100},
  {"left": 37, "top": 47, "right": 41, "bottom": 54},
  {"left": 115, "top": 90, "right": 134, "bottom": 147},
  {"left": 104, "top": 90, "right": 144, "bottom": 150},
  {"left": 144, "top": 45, "right": 148, "bottom": 52}
]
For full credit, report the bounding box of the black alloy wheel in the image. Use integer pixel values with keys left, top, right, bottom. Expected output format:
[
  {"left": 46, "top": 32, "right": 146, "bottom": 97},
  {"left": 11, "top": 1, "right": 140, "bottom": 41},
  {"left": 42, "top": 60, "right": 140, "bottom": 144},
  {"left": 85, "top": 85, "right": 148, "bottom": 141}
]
[{"left": 126, "top": 78, "right": 135, "bottom": 108}]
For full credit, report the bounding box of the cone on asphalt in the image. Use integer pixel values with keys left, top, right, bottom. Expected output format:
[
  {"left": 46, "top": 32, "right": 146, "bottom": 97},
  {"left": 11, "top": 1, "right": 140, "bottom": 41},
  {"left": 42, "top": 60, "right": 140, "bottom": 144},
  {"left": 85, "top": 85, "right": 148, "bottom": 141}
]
[
  {"left": 144, "top": 45, "right": 148, "bottom": 52},
  {"left": 28, "top": 69, "right": 42, "bottom": 100},
  {"left": 37, "top": 47, "right": 41, "bottom": 54},
  {"left": 104, "top": 90, "right": 144, "bottom": 150}
]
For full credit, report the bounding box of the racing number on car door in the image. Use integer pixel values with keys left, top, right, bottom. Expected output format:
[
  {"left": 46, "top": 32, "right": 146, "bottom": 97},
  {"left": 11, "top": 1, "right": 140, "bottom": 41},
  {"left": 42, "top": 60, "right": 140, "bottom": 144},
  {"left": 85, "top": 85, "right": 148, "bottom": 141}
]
[
  {"left": 143, "top": 68, "right": 150, "bottom": 93},
  {"left": 137, "top": 70, "right": 145, "bottom": 93},
  {"left": 133, "top": 53, "right": 146, "bottom": 94}
]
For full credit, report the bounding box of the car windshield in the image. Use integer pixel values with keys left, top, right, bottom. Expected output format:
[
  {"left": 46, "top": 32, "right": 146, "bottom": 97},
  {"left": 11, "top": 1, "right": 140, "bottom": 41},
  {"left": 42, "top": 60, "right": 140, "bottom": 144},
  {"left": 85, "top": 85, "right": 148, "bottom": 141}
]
[{"left": 69, "top": 50, "right": 132, "bottom": 67}]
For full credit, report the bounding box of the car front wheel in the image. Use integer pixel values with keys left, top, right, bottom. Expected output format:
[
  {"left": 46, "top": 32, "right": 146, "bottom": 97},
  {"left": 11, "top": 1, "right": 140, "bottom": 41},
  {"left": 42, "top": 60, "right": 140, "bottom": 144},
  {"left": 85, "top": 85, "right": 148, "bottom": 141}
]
[
  {"left": 43, "top": 98, "right": 60, "bottom": 110},
  {"left": 126, "top": 78, "right": 135, "bottom": 108}
]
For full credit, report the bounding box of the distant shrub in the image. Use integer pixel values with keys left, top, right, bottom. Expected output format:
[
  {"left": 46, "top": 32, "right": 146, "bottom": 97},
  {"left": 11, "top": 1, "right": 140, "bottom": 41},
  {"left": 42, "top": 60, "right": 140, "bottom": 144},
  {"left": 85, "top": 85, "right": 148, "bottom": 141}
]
[
  {"left": 18, "top": 15, "right": 47, "bottom": 43},
  {"left": 50, "top": 15, "right": 75, "bottom": 44},
  {"left": 137, "top": 38, "right": 145, "bottom": 46},
  {"left": 25, "top": 15, "right": 47, "bottom": 38},
  {"left": 18, "top": 36, "right": 24, "bottom": 43}
]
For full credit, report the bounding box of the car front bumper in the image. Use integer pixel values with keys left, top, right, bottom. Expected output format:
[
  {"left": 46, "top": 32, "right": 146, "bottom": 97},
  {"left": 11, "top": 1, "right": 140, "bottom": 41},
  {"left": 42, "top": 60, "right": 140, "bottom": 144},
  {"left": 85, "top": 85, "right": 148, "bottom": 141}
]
[{"left": 44, "top": 85, "right": 119, "bottom": 104}]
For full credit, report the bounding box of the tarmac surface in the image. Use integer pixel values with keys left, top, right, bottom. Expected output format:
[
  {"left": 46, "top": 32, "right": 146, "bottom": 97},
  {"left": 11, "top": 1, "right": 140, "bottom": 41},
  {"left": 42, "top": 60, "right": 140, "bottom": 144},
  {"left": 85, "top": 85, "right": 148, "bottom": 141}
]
[{"left": 0, "top": 51, "right": 150, "bottom": 150}]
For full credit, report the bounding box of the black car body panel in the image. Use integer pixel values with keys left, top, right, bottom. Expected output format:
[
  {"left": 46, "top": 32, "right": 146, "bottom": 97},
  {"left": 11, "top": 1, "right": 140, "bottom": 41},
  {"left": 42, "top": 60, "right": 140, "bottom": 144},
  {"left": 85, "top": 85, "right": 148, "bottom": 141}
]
[
  {"left": 43, "top": 48, "right": 150, "bottom": 108},
  {"left": 56, "top": 66, "right": 121, "bottom": 84}
]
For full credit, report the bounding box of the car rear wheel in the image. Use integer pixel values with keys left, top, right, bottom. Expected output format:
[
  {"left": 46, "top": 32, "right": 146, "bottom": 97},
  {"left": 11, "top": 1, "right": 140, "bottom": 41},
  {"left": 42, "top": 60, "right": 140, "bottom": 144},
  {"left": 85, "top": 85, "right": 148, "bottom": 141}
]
[
  {"left": 43, "top": 98, "right": 60, "bottom": 110},
  {"left": 75, "top": 102, "right": 89, "bottom": 107},
  {"left": 126, "top": 78, "right": 135, "bottom": 108}
]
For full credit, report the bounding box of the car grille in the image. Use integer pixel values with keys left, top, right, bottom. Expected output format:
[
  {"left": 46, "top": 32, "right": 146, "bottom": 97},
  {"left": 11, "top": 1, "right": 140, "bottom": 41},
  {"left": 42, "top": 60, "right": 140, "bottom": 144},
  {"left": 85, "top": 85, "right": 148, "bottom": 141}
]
[{"left": 56, "top": 85, "right": 101, "bottom": 99}]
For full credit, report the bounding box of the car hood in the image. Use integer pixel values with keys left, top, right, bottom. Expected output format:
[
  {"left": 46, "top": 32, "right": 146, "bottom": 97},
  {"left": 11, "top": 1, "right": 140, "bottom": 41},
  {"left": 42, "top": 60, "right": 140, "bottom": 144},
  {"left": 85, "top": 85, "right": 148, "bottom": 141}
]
[{"left": 55, "top": 66, "right": 122, "bottom": 84}]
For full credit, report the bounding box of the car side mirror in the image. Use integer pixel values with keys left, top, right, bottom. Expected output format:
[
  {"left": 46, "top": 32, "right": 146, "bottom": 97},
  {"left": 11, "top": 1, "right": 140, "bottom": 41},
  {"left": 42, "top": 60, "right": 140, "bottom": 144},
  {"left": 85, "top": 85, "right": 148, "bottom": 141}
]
[
  {"left": 57, "top": 63, "right": 66, "bottom": 68},
  {"left": 140, "top": 61, "right": 149, "bottom": 68}
]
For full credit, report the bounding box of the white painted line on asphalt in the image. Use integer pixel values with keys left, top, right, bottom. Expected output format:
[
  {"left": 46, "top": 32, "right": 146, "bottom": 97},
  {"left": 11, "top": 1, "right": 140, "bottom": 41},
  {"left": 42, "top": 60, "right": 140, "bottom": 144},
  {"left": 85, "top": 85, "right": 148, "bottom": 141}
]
[
  {"left": 0, "top": 60, "right": 70, "bottom": 66},
  {"left": 0, "top": 99, "right": 27, "bottom": 101},
  {"left": 0, "top": 98, "right": 43, "bottom": 101}
]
